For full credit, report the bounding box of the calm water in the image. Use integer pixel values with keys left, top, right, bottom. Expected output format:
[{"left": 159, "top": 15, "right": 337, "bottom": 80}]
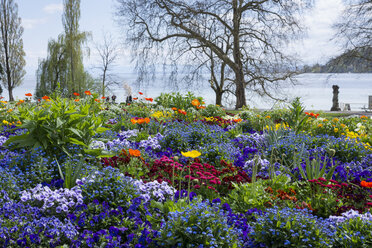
[{"left": 11, "top": 73, "right": 372, "bottom": 111}]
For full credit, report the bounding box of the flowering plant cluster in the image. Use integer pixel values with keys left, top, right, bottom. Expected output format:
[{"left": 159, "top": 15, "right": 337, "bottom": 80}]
[
  {"left": 1, "top": 93, "right": 372, "bottom": 247},
  {"left": 20, "top": 184, "right": 83, "bottom": 215},
  {"left": 133, "top": 180, "right": 176, "bottom": 203}
]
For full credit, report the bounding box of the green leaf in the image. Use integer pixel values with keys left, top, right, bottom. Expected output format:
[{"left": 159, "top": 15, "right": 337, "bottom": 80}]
[
  {"left": 69, "top": 138, "right": 87, "bottom": 147},
  {"left": 68, "top": 127, "right": 83, "bottom": 138}
]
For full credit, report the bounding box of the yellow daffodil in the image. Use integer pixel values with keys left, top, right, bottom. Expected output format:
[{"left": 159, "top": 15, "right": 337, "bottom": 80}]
[{"left": 181, "top": 150, "right": 201, "bottom": 158}]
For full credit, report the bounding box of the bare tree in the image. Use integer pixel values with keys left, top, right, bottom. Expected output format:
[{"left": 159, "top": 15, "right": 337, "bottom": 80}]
[
  {"left": 95, "top": 32, "right": 120, "bottom": 97},
  {"left": 334, "top": 0, "right": 372, "bottom": 63},
  {"left": 0, "top": 0, "right": 25, "bottom": 101},
  {"left": 116, "top": 0, "right": 311, "bottom": 109}
]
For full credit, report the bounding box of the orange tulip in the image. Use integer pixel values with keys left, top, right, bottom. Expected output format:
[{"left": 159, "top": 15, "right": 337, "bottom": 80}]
[
  {"left": 129, "top": 149, "right": 141, "bottom": 157},
  {"left": 73, "top": 92, "right": 80, "bottom": 96},
  {"left": 25, "top": 93, "right": 32, "bottom": 97},
  {"left": 133, "top": 98, "right": 138, "bottom": 100},
  {"left": 101, "top": 96, "right": 106, "bottom": 99},
  {"left": 172, "top": 107, "right": 177, "bottom": 111},
  {"left": 42, "top": 96, "right": 50, "bottom": 100},
  {"left": 95, "top": 99, "right": 100, "bottom": 102},
  {"left": 84, "top": 91, "right": 92, "bottom": 95},
  {"left": 131, "top": 118, "right": 137, "bottom": 124},
  {"left": 145, "top": 98, "right": 153, "bottom": 102},
  {"left": 19, "top": 99, "right": 24, "bottom": 103},
  {"left": 144, "top": 117, "right": 150, "bottom": 124},
  {"left": 191, "top": 99, "right": 200, "bottom": 107},
  {"left": 139, "top": 92, "right": 143, "bottom": 95},
  {"left": 178, "top": 109, "right": 187, "bottom": 115},
  {"left": 75, "top": 99, "right": 80, "bottom": 102},
  {"left": 137, "top": 118, "right": 145, "bottom": 124},
  {"left": 361, "top": 181, "right": 372, "bottom": 188}
]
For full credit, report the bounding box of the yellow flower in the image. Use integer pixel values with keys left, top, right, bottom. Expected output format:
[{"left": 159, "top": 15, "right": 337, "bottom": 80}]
[
  {"left": 2, "top": 120, "right": 9, "bottom": 125},
  {"left": 317, "top": 124, "right": 323, "bottom": 128},
  {"left": 340, "top": 124, "right": 346, "bottom": 128},
  {"left": 0, "top": 101, "right": 7, "bottom": 104},
  {"left": 334, "top": 128, "right": 339, "bottom": 133},
  {"left": 181, "top": 150, "right": 201, "bottom": 158},
  {"left": 265, "top": 115, "right": 271, "bottom": 119},
  {"left": 333, "top": 118, "right": 339, "bottom": 123}
]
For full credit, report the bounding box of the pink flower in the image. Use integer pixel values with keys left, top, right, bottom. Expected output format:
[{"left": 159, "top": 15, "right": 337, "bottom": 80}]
[
  {"left": 209, "top": 180, "right": 217, "bottom": 185},
  {"left": 194, "top": 185, "right": 201, "bottom": 189},
  {"left": 318, "top": 177, "right": 327, "bottom": 182},
  {"left": 341, "top": 183, "right": 348, "bottom": 187},
  {"left": 208, "top": 186, "right": 216, "bottom": 190}
]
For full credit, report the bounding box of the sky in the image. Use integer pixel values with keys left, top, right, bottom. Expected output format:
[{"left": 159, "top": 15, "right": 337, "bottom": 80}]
[{"left": 14, "top": 0, "right": 346, "bottom": 97}]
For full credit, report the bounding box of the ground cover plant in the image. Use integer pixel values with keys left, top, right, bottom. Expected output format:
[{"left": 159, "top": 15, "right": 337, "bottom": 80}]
[{"left": 0, "top": 92, "right": 372, "bottom": 247}]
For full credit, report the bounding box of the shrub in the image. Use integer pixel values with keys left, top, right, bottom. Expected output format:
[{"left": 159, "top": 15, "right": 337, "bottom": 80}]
[
  {"left": 155, "top": 92, "right": 203, "bottom": 110},
  {"left": 251, "top": 207, "right": 335, "bottom": 247},
  {"left": 78, "top": 167, "right": 140, "bottom": 207},
  {"left": 156, "top": 200, "right": 242, "bottom": 247},
  {"left": 332, "top": 210, "right": 372, "bottom": 248},
  {"left": 226, "top": 180, "right": 272, "bottom": 212}
]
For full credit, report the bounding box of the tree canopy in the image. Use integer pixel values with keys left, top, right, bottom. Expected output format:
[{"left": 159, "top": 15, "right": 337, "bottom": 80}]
[{"left": 116, "top": 0, "right": 312, "bottom": 108}]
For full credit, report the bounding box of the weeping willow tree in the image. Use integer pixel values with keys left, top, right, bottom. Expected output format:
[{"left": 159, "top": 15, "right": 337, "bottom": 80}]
[
  {"left": 36, "top": 0, "right": 91, "bottom": 97},
  {"left": 35, "top": 35, "right": 68, "bottom": 98}
]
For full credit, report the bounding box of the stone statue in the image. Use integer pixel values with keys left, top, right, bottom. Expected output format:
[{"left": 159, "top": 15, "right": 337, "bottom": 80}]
[{"left": 331, "top": 85, "right": 341, "bottom": 111}]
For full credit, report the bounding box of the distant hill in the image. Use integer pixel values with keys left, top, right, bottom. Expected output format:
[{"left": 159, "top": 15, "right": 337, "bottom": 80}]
[{"left": 303, "top": 47, "right": 372, "bottom": 73}]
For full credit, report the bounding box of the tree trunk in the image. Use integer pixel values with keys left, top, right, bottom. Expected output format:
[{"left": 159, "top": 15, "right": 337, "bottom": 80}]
[
  {"left": 235, "top": 73, "right": 246, "bottom": 109},
  {"left": 8, "top": 87, "right": 13, "bottom": 101},
  {"left": 215, "top": 90, "right": 223, "bottom": 106},
  {"left": 232, "top": 0, "right": 246, "bottom": 109}
]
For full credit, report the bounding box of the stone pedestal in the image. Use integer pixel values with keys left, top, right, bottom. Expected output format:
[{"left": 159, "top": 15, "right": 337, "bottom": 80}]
[{"left": 331, "top": 85, "right": 341, "bottom": 111}]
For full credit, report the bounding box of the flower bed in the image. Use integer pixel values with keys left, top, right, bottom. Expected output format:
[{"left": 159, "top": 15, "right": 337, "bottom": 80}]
[{"left": 0, "top": 93, "right": 372, "bottom": 247}]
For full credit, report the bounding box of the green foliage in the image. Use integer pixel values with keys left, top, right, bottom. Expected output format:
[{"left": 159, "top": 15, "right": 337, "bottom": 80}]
[
  {"left": 153, "top": 199, "right": 240, "bottom": 247},
  {"left": 5, "top": 97, "right": 108, "bottom": 157},
  {"left": 128, "top": 131, "right": 149, "bottom": 143},
  {"left": 118, "top": 156, "right": 149, "bottom": 180},
  {"left": 56, "top": 156, "right": 86, "bottom": 189},
  {"left": 251, "top": 207, "right": 335, "bottom": 248},
  {"left": 335, "top": 217, "right": 372, "bottom": 247},
  {"left": 226, "top": 180, "right": 272, "bottom": 213},
  {"left": 290, "top": 144, "right": 337, "bottom": 181},
  {"left": 285, "top": 97, "right": 308, "bottom": 134},
  {"left": 199, "top": 104, "right": 225, "bottom": 117},
  {"left": 80, "top": 167, "right": 140, "bottom": 207},
  {"left": 155, "top": 92, "right": 203, "bottom": 110},
  {"left": 293, "top": 181, "right": 341, "bottom": 218}
]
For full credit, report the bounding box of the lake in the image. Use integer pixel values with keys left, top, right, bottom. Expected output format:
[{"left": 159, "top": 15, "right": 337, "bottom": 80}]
[{"left": 11, "top": 73, "right": 372, "bottom": 111}]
